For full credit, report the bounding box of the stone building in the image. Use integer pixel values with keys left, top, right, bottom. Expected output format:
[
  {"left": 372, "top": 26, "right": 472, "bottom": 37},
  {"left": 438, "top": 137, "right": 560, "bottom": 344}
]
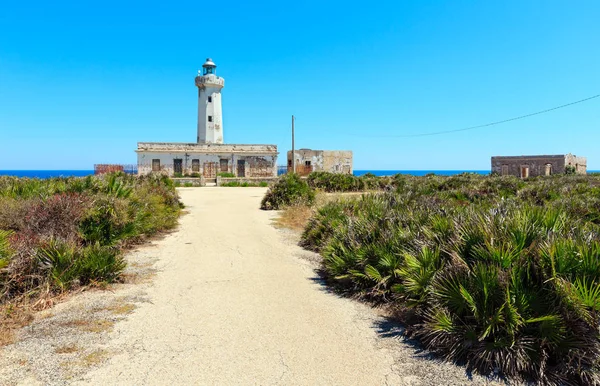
[
  {"left": 287, "top": 149, "right": 353, "bottom": 176},
  {"left": 136, "top": 59, "right": 278, "bottom": 178},
  {"left": 491, "top": 154, "right": 587, "bottom": 178}
]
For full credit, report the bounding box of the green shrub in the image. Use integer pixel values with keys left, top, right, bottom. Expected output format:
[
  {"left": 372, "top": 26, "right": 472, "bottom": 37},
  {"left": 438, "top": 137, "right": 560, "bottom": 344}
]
[
  {"left": 80, "top": 197, "right": 135, "bottom": 246},
  {"left": 300, "top": 176, "right": 600, "bottom": 384},
  {"left": 260, "top": 174, "right": 315, "bottom": 210},
  {"left": 36, "top": 240, "right": 125, "bottom": 290},
  {"left": 0, "top": 230, "right": 13, "bottom": 270},
  {"left": 0, "top": 173, "right": 181, "bottom": 302},
  {"left": 259, "top": 181, "right": 269, "bottom": 187},
  {"left": 307, "top": 172, "right": 364, "bottom": 192},
  {"left": 183, "top": 182, "right": 194, "bottom": 187},
  {"left": 77, "top": 243, "right": 125, "bottom": 285},
  {"left": 218, "top": 172, "right": 235, "bottom": 178}
]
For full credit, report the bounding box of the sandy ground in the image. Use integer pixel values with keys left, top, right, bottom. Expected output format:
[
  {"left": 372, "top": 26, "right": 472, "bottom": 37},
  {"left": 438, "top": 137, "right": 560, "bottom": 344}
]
[{"left": 1, "top": 188, "right": 503, "bottom": 385}]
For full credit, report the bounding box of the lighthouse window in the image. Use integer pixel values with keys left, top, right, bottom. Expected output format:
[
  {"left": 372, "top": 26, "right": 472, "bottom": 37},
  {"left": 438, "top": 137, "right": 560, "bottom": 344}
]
[
  {"left": 208, "top": 96, "right": 212, "bottom": 103},
  {"left": 208, "top": 116, "right": 213, "bottom": 122}
]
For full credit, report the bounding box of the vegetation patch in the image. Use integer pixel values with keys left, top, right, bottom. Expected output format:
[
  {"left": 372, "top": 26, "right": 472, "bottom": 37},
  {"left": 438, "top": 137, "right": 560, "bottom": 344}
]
[
  {"left": 260, "top": 174, "right": 315, "bottom": 210},
  {"left": 299, "top": 173, "right": 600, "bottom": 384},
  {"left": 108, "top": 302, "right": 136, "bottom": 315},
  {"left": 0, "top": 172, "right": 181, "bottom": 338},
  {"left": 272, "top": 204, "right": 314, "bottom": 231},
  {"left": 55, "top": 343, "right": 80, "bottom": 354},
  {"left": 62, "top": 318, "right": 115, "bottom": 333}
]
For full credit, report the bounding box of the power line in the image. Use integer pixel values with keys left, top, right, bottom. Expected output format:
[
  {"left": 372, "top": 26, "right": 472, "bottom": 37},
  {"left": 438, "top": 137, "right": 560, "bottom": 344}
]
[{"left": 374, "top": 94, "right": 600, "bottom": 138}]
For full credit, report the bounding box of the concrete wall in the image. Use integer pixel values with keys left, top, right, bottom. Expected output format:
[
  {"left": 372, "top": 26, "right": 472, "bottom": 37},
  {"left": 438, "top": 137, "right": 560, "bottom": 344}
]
[
  {"left": 322, "top": 151, "right": 353, "bottom": 174},
  {"left": 172, "top": 176, "right": 206, "bottom": 187},
  {"left": 196, "top": 74, "right": 225, "bottom": 144},
  {"left": 287, "top": 149, "right": 353, "bottom": 174},
  {"left": 491, "top": 154, "right": 587, "bottom": 177},
  {"left": 137, "top": 150, "right": 277, "bottom": 177}
]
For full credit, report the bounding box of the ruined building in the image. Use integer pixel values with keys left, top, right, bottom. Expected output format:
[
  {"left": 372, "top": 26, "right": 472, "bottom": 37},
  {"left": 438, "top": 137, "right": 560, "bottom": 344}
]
[
  {"left": 287, "top": 149, "right": 353, "bottom": 176},
  {"left": 491, "top": 154, "right": 587, "bottom": 178},
  {"left": 136, "top": 59, "right": 278, "bottom": 178}
]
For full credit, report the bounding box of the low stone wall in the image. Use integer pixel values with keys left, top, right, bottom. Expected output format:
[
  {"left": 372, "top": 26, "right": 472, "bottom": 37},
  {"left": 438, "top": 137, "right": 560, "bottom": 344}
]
[
  {"left": 217, "top": 177, "right": 278, "bottom": 186},
  {"left": 172, "top": 176, "right": 206, "bottom": 187}
]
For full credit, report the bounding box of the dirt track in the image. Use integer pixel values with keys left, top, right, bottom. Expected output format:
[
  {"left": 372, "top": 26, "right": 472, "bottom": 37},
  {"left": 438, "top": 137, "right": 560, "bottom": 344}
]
[{"left": 2, "top": 187, "right": 500, "bottom": 385}]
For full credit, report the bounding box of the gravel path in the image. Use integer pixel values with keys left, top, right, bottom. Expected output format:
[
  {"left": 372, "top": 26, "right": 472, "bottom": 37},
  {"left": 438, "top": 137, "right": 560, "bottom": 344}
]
[{"left": 1, "top": 187, "right": 504, "bottom": 385}]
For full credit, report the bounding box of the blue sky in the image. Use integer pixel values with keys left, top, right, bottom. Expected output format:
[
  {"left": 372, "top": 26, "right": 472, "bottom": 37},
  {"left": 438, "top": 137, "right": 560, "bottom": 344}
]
[{"left": 1, "top": 1, "right": 599, "bottom": 170}]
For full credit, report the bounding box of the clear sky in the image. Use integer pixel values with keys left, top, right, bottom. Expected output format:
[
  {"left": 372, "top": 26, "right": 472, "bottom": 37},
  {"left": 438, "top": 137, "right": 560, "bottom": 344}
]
[{"left": 1, "top": 1, "right": 599, "bottom": 170}]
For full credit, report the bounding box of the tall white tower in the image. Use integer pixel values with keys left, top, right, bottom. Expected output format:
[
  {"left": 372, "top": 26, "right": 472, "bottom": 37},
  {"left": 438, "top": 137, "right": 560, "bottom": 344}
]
[{"left": 195, "top": 58, "right": 225, "bottom": 144}]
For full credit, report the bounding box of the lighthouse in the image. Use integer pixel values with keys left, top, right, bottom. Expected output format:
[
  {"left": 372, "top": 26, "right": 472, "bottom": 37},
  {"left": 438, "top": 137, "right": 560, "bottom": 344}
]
[{"left": 195, "top": 58, "right": 225, "bottom": 144}]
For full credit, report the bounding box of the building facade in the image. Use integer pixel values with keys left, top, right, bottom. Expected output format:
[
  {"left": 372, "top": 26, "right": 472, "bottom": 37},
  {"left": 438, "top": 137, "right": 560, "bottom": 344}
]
[
  {"left": 287, "top": 149, "right": 353, "bottom": 176},
  {"left": 137, "top": 59, "right": 278, "bottom": 178},
  {"left": 491, "top": 154, "right": 587, "bottom": 178}
]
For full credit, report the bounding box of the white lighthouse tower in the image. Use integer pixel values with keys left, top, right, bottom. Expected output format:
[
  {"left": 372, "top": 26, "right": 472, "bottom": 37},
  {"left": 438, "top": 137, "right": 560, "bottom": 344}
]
[{"left": 195, "top": 58, "right": 225, "bottom": 144}]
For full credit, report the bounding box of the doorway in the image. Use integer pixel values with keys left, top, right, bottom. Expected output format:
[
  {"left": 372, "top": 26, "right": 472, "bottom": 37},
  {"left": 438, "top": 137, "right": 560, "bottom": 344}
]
[
  {"left": 520, "top": 166, "right": 529, "bottom": 179},
  {"left": 237, "top": 160, "right": 245, "bottom": 177},
  {"left": 203, "top": 162, "right": 217, "bottom": 178},
  {"left": 174, "top": 159, "right": 183, "bottom": 175}
]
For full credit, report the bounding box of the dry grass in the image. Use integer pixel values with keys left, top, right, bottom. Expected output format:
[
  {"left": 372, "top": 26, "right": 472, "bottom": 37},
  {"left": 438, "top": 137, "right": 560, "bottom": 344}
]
[
  {"left": 108, "top": 303, "right": 136, "bottom": 315},
  {"left": 61, "top": 318, "right": 114, "bottom": 333},
  {"left": 273, "top": 204, "right": 314, "bottom": 231},
  {"left": 61, "top": 349, "right": 110, "bottom": 369},
  {"left": 0, "top": 304, "right": 34, "bottom": 347},
  {"left": 55, "top": 343, "right": 80, "bottom": 354},
  {"left": 80, "top": 349, "right": 110, "bottom": 366},
  {"left": 273, "top": 191, "right": 369, "bottom": 232}
]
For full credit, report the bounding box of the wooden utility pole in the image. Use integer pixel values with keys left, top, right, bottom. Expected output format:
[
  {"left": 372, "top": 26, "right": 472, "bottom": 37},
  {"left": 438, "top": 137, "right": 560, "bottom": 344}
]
[{"left": 291, "top": 115, "right": 295, "bottom": 174}]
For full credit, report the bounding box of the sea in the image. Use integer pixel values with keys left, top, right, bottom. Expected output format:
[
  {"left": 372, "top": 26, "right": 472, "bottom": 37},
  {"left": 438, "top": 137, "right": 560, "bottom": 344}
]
[{"left": 0, "top": 170, "right": 492, "bottom": 178}]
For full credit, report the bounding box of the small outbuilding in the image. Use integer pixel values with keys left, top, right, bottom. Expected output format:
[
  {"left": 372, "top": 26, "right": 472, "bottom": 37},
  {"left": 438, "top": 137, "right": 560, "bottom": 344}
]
[
  {"left": 491, "top": 154, "right": 587, "bottom": 178},
  {"left": 287, "top": 149, "right": 353, "bottom": 176}
]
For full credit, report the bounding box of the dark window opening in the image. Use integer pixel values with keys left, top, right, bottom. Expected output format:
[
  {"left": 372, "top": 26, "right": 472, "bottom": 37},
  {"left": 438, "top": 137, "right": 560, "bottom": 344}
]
[
  {"left": 237, "top": 160, "right": 245, "bottom": 177},
  {"left": 208, "top": 96, "right": 212, "bottom": 103},
  {"left": 287, "top": 159, "right": 292, "bottom": 166},
  {"left": 152, "top": 159, "right": 160, "bottom": 172},
  {"left": 305, "top": 161, "right": 311, "bottom": 166},
  {"left": 192, "top": 159, "right": 200, "bottom": 172},
  {"left": 174, "top": 159, "right": 183, "bottom": 174},
  {"left": 208, "top": 116, "right": 213, "bottom": 122}
]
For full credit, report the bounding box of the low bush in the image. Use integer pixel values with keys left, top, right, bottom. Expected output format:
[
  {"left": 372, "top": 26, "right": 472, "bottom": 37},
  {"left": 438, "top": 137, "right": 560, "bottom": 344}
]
[
  {"left": 218, "top": 172, "right": 236, "bottom": 178},
  {"left": 300, "top": 175, "right": 600, "bottom": 384},
  {"left": 306, "top": 171, "right": 394, "bottom": 192},
  {"left": 260, "top": 174, "right": 315, "bottom": 210},
  {"left": 0, "top": 173, "right": 181, "bottom": 303}
]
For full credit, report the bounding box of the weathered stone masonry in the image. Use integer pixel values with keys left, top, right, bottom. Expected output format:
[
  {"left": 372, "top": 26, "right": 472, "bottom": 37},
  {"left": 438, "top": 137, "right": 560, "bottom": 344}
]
[{"left": 491, "top": 154, "right": 587, "bottom": 178}]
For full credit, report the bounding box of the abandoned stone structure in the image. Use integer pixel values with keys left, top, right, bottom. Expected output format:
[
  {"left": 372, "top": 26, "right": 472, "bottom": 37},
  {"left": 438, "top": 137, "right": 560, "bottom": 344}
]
[
  {"left": 287, "top": 149, "right": 353, "bottom": 176},
  {"left": 491, "top": 154, "right": 587, "bottom": 178},
  {"left": 137, "top": 59, "right": 278, "bottom": 178}
]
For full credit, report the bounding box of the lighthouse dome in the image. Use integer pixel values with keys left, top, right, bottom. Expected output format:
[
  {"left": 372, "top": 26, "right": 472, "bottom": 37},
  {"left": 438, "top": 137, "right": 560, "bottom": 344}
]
[{"left": 202, "top": 58, "right": 216, "bottom": 68}]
